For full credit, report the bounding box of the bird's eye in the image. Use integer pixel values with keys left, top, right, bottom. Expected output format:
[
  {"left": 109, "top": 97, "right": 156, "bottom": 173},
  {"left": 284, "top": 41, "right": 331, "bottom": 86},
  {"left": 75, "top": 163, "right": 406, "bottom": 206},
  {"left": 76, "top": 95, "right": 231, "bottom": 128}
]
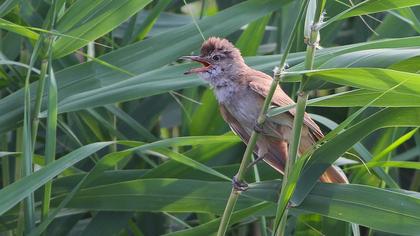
[{"left": 212, "top": 55, "right": 221, "bottom": 61}]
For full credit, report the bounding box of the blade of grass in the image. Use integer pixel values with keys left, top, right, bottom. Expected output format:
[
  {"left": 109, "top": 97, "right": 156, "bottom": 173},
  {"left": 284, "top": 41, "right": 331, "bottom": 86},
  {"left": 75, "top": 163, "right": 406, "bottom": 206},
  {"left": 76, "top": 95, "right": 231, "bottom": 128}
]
[
  {"left": 134, "top": 0, "right": 172, "bottom": 41},
  {"left": 322, "top": 0, "right": 420, "bottom": 28},
  {"left": 251, "top": 156, "right": 268, "bottom": 236},
  {"left": 31, "top": 60, "right": 48, "bottom": 147},
  {"left": 0, "top": 142, "right": 113, "bottom": 216},
  {"left": 182, "top": 0, "right": 205, "bottom": 41},
  {"left": 0, "top": 0, "right": 20, "bottom": 17},
  {"left": 346, "top": 161, "right": 420, "bottom": 170},
  {"left": 371, "top": 128, "right": 418, "bottom": 162},
  {"left": 30, "top": 136, "right": 237, "bottom": 234},
  {"left": 236, "top": 14, "right": 272, "bottom": 56},
  {"left": 41, "top": 60, "right": 58, "bottom": 223},
  {"left": 21, "top": 26, "right": 45, "bottom": 234}
]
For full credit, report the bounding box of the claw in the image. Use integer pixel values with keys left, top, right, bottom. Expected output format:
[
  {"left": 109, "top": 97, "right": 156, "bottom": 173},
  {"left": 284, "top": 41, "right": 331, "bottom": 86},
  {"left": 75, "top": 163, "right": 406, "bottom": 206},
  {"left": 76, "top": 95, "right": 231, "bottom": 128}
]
[
  {"left": 232, "top": 175, "right": 249, "bottom": 192},
  {"left": 254, "top": 121, "right": 264, "bottom": 134}
]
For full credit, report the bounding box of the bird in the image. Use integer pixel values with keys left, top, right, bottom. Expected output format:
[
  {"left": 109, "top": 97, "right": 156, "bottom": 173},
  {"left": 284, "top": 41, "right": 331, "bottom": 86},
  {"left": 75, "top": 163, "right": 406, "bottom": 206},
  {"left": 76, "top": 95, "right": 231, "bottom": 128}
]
[{"left": 182, "top": 37, "right": 347, "bottom": 189}]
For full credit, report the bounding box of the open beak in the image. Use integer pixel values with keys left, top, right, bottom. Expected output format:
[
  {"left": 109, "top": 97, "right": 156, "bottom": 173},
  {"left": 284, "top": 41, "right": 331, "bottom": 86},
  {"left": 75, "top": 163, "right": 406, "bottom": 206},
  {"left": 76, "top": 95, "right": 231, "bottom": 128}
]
[{"left": 180, "top": 56, "right": 212, "bottom": 74}]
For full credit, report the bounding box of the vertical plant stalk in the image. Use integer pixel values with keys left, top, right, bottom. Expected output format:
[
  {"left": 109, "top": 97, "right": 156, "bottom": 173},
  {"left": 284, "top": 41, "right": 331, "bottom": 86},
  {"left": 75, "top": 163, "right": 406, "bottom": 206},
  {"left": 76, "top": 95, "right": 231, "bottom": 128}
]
[
  {"left": 38, "top": 0, "right": 58, "bottom": 230},
  {"left": 1, "top": 124, "right": 10, "bottom": 188},
  {"left": 252, "top": 157, "right": 268, "bottom": 236},
  {"left": 216, "top": 1, "right": 309, "bottom": 235},
  {"left": 22, "top": 37, "right": 43, "bottom": 234},
  {"left": 32, "top": 60, "right": 49, "bottom": 147},
  {"left": 15, "top": 127, "right": 25, "bottom": 236},
  {"left": 273, "top": 1, "right": 325, "bottom": 235},
  {"left": 40, "top": 55, "right": 57, "bottom": 224}
]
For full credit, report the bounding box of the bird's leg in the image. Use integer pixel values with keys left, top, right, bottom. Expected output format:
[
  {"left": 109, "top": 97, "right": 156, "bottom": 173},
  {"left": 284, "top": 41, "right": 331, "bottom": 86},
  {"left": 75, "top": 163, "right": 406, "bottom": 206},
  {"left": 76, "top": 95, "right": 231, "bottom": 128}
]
[
  {"left": 246, "top": 140, "right": 269, "bottom": 172},
  {"left": 232, "top": 133, "right": 268, "bottom": 192},
  {"left": 246, "top": 154, "right": 266, "bottom": 170},
  {"left": 232, "top": 174, "right": 248, "bottom": 192}
]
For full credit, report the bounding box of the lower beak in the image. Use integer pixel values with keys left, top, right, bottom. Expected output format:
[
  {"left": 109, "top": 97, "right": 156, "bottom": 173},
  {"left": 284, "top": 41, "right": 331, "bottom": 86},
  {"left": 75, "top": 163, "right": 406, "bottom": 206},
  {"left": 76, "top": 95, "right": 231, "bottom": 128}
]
[{"left": 180, "top": 56, "right": 212, "bottom": 74}]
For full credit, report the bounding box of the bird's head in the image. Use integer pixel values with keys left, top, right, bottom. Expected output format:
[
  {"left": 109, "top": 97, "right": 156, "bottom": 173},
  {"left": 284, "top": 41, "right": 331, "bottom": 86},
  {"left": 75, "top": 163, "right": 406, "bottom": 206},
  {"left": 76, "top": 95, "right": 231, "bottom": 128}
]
[{"left": 182, "top": 37, "right": 245, "bottom": 76}]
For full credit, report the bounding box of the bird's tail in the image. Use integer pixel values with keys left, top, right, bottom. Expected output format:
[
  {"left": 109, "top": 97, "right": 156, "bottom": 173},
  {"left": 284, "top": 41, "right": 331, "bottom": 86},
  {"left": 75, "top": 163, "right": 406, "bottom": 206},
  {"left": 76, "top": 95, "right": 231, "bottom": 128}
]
[
  {"left": 263, "top": 141, "right": 349, "bottom": 184},
  {"left": 319, "top": 165, "right": 349, "bottom": 183}
]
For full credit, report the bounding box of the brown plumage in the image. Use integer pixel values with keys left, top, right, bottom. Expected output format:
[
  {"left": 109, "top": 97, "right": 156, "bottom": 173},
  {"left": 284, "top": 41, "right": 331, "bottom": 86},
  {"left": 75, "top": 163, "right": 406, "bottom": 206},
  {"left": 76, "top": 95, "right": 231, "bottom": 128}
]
[{"left": 183, "top": 37, "right": 347, "bottom": 184}]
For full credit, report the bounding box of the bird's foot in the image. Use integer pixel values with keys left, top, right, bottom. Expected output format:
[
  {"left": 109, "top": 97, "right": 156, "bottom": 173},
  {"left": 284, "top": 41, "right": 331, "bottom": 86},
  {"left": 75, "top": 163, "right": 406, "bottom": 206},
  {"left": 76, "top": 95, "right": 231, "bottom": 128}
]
[
  {"left": 254, "top": 121, "right": 264, "bottom": 134},
  {"left": 232, "top": 175, "right": 249, "bottom": 192}
]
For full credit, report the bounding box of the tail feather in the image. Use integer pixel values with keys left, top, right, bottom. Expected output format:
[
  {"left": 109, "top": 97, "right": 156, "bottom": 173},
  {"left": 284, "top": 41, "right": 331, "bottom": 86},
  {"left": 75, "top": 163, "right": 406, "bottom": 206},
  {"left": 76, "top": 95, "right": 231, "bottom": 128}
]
[
  {"left": 320, "top": 165, "right": 349, "bottom": 184},
  {"left": 262, "top": 140, "right": 348, "bottom": 184}
]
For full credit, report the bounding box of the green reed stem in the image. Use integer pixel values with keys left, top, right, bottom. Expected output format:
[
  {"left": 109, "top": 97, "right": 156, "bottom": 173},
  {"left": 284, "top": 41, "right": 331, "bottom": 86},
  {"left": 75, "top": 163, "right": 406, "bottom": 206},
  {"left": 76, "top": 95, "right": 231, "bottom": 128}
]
[
  {"left": 252, "top": 157, "right": 268, "bottom": 236},
  {"left": 40, "top": 60, "right": 57, "bottom": 226},
  {"left": 216, "top": 1, "right": 309, "bottom": 235},
  {"left": 274, "top": 1, "right": 325, "bottom": 235},
  {"left": 32, "top": 59, "right": 48, "bottom": 147},
  {"left": 22, "top": 34, "right": 43, "bottom": 234}
]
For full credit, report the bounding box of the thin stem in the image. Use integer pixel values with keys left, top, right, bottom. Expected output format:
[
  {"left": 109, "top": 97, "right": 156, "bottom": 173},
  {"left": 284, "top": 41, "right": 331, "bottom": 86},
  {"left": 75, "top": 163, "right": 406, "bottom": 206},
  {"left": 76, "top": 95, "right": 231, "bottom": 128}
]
[
  {"left": 32, "top": 60, "right": 48, "bottom": 148},
  {"left": 40, "top": 48, "right": 57, "bottom": 226},
  {"left": 274, "top": 0, "right": 324, "bottom": 235},
  {"left": 216, "top": 1, "right": 309, "bottom": 235},
  {"left": 217, "top": 132, "right": 258, "bottom": 236},
  {"left": 22, "top": 33, "right": 44, "bottom": 234},
  {"left": 252, "top": 156, "right": 268, "bottom": 236},
  {"left": 39, "top": 0, "right": 58, "bottom": 231},
  {"left": 1, "top": 97, "right": 10, "bottom": 186}
]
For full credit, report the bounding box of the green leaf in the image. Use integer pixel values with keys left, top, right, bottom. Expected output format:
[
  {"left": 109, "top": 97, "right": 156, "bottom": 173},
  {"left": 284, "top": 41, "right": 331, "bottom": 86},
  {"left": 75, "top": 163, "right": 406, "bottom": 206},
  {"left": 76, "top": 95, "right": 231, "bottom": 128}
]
[
  {"left": 164, "top": 202, "right": 271, "bottom": 236},
  {"left": 308, "top": 89, "right": 420, "bottom": 107},
  {"left": 0, "top": 19, "right": 39, "bottom": 40},
  {"left": 283, "top": 68, "right": 420, "bottom": 97},
  {"left": 80, "top": 212, "right": 133, "bottom": 236},
  {"left": 318, "top": 48, "right": 420, "bottom": 69},
  {"left": 57, "top": 179, "right": 420, "bottom": 236},
  {"left": 0, "top": 142, "right": 113, "bottom": 215},
  {"left": 371, "top": 128, "right": 418, "bottom": 162},
  {"left": 324, "top": 0, "right": 420, "bottom": 27},
  {"left": 0, "top": 0, "right": 20, "bottom": 17},
  {"left": 133, "top": 0, "right": 172, "bottom": 41},
  {"left": 0, "top": 0, "right": 289, "bottom": 133},
  {"left": 290, "top": 36, "right": 420, "bottom": 71},
  {"left": 2, "top": 35, "right": 420, "bottom": 134},
  {"left": 348, "top": 161, "right": 420, "bottom": 170},
  {"left": 53, "top": 0, "right": 153, "bottom": 58},
  {"left": 292, "top": 107, "right": 420, "bottom": 205},
  {"left": 396, "top": 8, "right": 420, "bottom": 33},
  {"left": 236, "top": 14, "right": 271, "bottom": 56},
  {"left": 189, "top": 89, "right": 226, "bottom": 135}
]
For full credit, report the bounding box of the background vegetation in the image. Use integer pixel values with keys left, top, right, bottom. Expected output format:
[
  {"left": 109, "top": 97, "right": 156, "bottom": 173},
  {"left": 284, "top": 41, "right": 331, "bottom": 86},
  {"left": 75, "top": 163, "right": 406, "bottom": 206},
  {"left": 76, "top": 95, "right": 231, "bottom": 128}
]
[{"left": 0, "top": 0, "right": 420, "bottom": 235}]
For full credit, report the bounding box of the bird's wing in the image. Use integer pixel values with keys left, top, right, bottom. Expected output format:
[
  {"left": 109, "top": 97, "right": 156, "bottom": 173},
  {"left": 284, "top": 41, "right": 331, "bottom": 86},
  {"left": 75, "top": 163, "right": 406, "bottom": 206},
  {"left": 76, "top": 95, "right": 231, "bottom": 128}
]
[
  {"left": 245, "top": 70, "right": 348, "bottom": 183},
  {"left": 246, "top": 70, "right": 324, "bottom": 140},
  {"left": 219, "top": 102, "right": 347, "bottom": 183},
  {"left": 219, "top": 104, "right": 287, "bottom": 174}
]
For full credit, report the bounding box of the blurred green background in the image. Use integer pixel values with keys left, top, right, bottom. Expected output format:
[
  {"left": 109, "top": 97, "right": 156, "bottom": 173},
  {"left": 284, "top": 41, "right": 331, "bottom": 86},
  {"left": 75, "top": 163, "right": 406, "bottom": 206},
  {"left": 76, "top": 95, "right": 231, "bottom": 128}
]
[{"left": 0, "top": 0, "right": 420, "bottom": 235}]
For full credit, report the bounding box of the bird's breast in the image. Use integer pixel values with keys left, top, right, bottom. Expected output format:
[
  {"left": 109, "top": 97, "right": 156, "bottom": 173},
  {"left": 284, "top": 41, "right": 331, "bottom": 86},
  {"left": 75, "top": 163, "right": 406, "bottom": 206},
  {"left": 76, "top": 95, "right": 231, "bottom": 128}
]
[{"left": 223, "top": 87, "right": 263, "bottom": 131}]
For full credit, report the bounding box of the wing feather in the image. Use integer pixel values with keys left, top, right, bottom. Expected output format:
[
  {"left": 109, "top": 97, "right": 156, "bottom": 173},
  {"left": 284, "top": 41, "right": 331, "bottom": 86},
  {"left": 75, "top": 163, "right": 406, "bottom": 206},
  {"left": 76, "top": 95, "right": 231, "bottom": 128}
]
[{"left": 246, "top": 69, "right": 324, "bottom": 140}]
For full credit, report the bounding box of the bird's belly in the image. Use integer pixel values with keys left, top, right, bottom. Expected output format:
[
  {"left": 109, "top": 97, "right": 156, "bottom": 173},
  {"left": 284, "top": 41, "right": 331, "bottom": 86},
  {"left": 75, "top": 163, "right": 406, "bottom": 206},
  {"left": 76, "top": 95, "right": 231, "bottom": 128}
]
[
  {"left": 225, "top": 90, "right": 263, "bottom": 132},
  {"left": 224, "top": 89, "right": 293, "bottom": 141}
]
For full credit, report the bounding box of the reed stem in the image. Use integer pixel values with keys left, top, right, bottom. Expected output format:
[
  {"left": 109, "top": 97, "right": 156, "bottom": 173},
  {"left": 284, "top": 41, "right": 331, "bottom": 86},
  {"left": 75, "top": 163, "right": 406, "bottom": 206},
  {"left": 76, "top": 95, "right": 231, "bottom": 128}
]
[
  {"left": 274, "top": 0, "right": 325, "bottom": 235},
  {"left": 216, "top": 1, "right": 310, "bottom": 235}
]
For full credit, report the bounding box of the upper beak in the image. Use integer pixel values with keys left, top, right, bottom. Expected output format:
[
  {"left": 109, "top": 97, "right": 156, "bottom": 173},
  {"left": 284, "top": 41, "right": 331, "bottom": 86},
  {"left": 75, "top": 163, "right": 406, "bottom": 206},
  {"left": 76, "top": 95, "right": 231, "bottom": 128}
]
[
  {"left": 180, "top": 55, "right": 210, "bottom": 63},
  {"left": 180, "top": 55, "right": 212, "bottom": 74}
]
